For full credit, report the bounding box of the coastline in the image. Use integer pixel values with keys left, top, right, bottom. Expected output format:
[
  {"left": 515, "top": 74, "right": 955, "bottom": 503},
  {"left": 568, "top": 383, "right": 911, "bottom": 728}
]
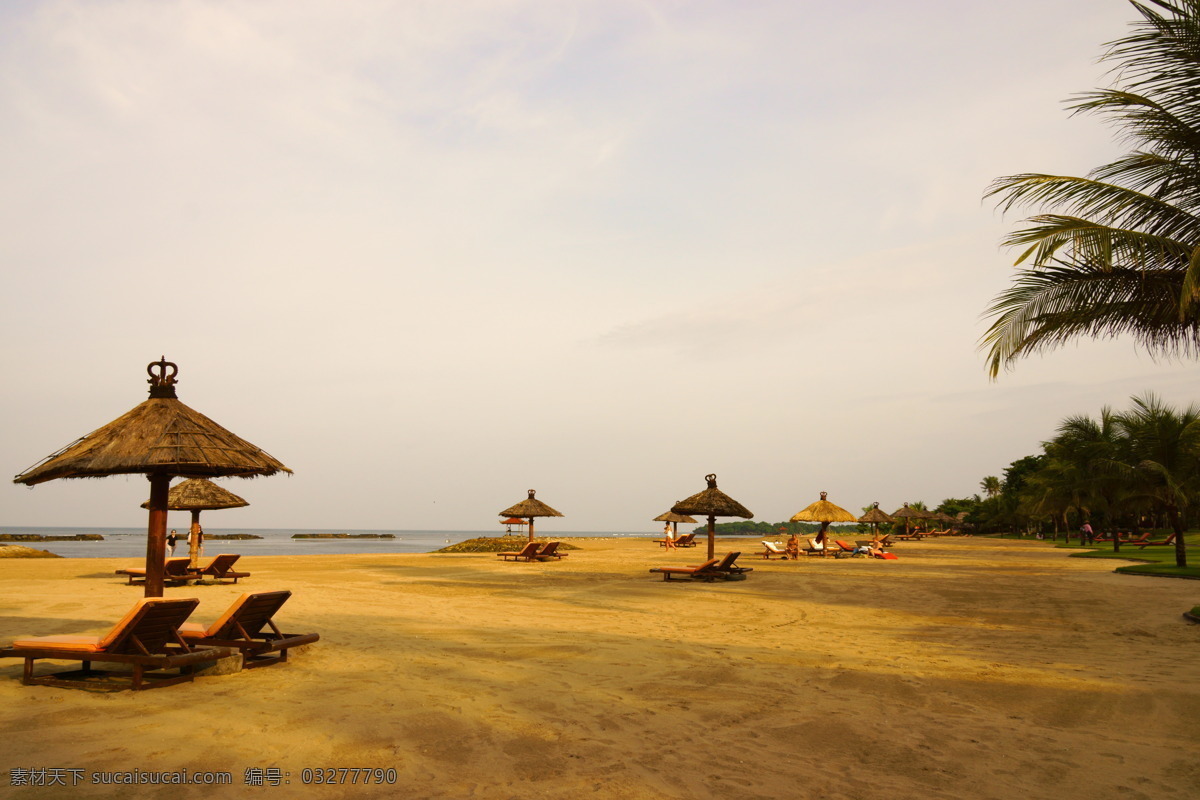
[{"left": 2, "top": 537, "right": 1198, "bottom": 798}]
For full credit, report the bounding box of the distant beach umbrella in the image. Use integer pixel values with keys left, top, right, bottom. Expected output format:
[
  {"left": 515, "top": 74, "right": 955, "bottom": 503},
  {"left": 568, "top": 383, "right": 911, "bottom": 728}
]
[
  {"left": 889, "top": 503, "right": 928, "bottom": 535},
  {"left": 141, "top": 478, "right": 249, "bottom": 567},
  {"left": 671, "top": 474, "right": 753, "bottom": 560},
  {"left": 500, "top": 516, "right": 529, "bottom": 535},
  {"left": 653, "top": 509, "right": 697, "bottom": 538},
  {"left": 857, "top": 502, "right": 894, "bottom": 541},
  {"left": 14, "top": 357, "right": 291, "bottom": 597},
  {"left": 499, "top": 490, "right": 563, "bottom": 543},
  {"left": 790, "top": 492, "right": 857, "bottom": 551}
]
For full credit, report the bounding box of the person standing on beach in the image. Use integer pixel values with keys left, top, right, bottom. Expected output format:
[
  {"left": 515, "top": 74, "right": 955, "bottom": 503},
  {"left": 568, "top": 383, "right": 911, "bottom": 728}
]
[
  {"left": 1081, "top": 521, "right": 1094, "bottom": 544},
  {"left": 166, "top": 530, "right": 178, "bottom": 558},
  {"left": 663, "top": 522, "right": 675, "bottom": 550}
]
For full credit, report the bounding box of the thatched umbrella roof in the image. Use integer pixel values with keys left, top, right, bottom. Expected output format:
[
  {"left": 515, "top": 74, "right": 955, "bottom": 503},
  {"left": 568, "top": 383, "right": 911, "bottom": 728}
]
[
  {"left": 790, "top": 492, "right": 856, "bottom": 548},
  {"left": 790, "top": 492, "right": 857, "bottom": 524},
  {"left": 889, "top": 503, "right": 929, "bottom": 534},
  {"left": 857, "top": 502, "right": 894, "bottom": 525},
  {"left": 499, "top": 490, "right": 563, "bottom": 542},
  {"left": 653, "top": 509, "right": 697, "bottom": 539},
  {"left": 653, "top": 511, "right": 697, "bottom": 524},
  {"left": 858, "top": 502, "right": 893, "bottom": 541},
  {"left": 14, "top": 358, "right": 290, "bottom": 596},
  {"left": 671, "top": 474, "right": 753, "bottom": 559},
  {"left": 140, "top": 478, "right": 249, "bottom": 511},
  {"left": 15, "top": 362, "right": 290, "bottom": 486}
]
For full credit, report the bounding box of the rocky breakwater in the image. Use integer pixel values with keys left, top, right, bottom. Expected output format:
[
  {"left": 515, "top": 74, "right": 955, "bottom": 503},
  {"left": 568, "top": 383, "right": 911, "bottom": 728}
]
[
  {"left": 0, "top": 533, "right": 104, "bottom": 542},
  {"left": 291, "top": 533, "right": 397, "bottom": 539}
]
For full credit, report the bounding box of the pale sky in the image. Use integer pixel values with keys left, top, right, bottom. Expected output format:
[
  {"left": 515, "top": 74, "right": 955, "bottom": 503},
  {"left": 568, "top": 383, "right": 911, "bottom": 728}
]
[{"left": 4, "top": 0, "right": 1198, "bottom": 533}]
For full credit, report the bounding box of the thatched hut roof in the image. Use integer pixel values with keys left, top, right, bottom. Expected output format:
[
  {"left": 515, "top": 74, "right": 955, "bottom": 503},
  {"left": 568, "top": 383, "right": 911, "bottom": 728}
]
[
  {"left": 857, "top": 502, "right": 894, "bottom": 524},
  {"left": 653, "top": 510, "right": 697, "bottom": 524},
  {"left": 500, "top": 516, "right": 528, "bottom": 526},
  {"left": 671, "top": 474, "right": 752, "bottom": 519},
  {"left": 14, "top": 359, "right": 291, "bottom": 486},
  {"left": 890, "top": 503, "right": 929, "bottom": 519},
  {"left": 499, "top": 490, "right": 563, "bottom": 519},
  {"left": 790, "top": 492, "right": 857, "bottom": 523},
  {"left": 140, "top": 478, "right": 249, "bottom": 511}
]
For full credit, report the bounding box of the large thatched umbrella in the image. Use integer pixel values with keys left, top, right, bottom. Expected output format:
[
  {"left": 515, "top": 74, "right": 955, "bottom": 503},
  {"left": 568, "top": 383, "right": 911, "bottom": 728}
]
[
  {"left": 858, "top": 502, "right": 894, "bottom": 542},
  {"left": 653, "top": 509, "right": 697, "bottom": 540},
  {"left": 790, "top": 492, "right": 857, "bottom": 552},
  {"left": 671, "top": 474, "right": 753, "bottom": 560},
  {"left": 14, "top": 357, "right": 291, "bottom": 597},
  {"left": 890, "top": 503, "right": 928, "bottom": 536},
  {"left": 141, "top": 478, "right": 249, "bottom": 567},
  {"left": 499, "top": 490, "right": 563, "bottom": 543}
]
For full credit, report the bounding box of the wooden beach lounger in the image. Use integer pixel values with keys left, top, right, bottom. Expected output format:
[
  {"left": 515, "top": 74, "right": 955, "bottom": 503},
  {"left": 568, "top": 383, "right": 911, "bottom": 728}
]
[
  {"left": 115, "top": 557, "right": 195, "bottom": 586},
  {"left": 178, "top": 591, "right": 319, "bottom": 669},
  {"left": 803, "top": 538, "right": 828, "bottom": 557},
  {"left": 649, "top": 552, "right": 751, "bottom": 582},
  {"left": 0, "top": 598, "right": 231, "bottom": 691},
  {"left": 498, "top": 542, "right": 542, "bottom": 561},
  {"left": 833, "top": 540, "right": 866, "bottom": 557},
  {"left": 760, "top": 541, "right": 790, "bottom": 559},
  {"left": 189, "top": 553, "right": 251, "bottom": 584},
  {"left": 534, "top": 542, "right": 567, "bottom": 560},
  {"left": 1137, "top": 533, "right": 1178, "bottom": 549}
]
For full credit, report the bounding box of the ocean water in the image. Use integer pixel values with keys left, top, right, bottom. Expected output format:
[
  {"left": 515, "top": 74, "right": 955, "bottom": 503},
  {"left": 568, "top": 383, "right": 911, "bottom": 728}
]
[{"left": 0, "top": 526, "right": 651, "bottom": 559}]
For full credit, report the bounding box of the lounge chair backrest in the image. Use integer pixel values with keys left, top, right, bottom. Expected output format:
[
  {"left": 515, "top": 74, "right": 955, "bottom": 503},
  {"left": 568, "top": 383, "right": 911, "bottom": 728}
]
[
  {"left": 205, "top": 591, "right": 292, "bottom": 639},
  {"left": 835, "top": 540, "right": 855, "bottom": 551},
  {"left": 519, "top": 542, "right": 541, "bottom": 557},
  {"left": 538, "top": 542, "right": 559, "bottom": 556},
  {"left": 100, "top": 598, "right": 200, "bottom": 654},
  {"left": 164, "top": 558, "right": 192, "bottom": 576},
  {"left": 807, "top": 538, "right": 822, "bottom": 550},
  {"left": 204, "top": 554, "right": 241, "bottom": 574},
  {"left": 713, "top": 552, "right": 741, "bottom": 570},
  {"left": 693, "top": 558, "right": 721, "bottom": 571}
]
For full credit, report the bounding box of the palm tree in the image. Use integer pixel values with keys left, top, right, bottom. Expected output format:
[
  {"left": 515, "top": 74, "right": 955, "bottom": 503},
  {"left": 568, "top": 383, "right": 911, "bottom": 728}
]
[
  {"left": 1052, "top": 408, "right": 1131, "bottom": 550},
  {"left": 1113, "top": 393, "right": 1200, "bottom": 566},
  {"left": 982, "top": 0, "right": 1200, "bottom": 377},
  {"left": 980, "top": 476, "right": 1003, "bottom": 498}
]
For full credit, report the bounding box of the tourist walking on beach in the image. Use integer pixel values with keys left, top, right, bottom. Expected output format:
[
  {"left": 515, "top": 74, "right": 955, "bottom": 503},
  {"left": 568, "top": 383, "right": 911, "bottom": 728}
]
[
  {"left": 663, "top": 522, "right": 675, "bottom": 550},
  {"left": 166, "top": 530, "right": 178, "bottom": 558}
]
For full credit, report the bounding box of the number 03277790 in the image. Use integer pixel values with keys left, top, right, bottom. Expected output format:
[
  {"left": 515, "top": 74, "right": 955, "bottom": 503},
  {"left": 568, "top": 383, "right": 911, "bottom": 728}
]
[{"left": 300, "top": 768, "right": 398, "bottom": 785}]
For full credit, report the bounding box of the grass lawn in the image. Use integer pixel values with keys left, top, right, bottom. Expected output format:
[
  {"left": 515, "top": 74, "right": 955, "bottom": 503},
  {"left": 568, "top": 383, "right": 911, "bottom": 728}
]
[{"left": 984, "top": 531, "right": 1200, "bottom": 579}]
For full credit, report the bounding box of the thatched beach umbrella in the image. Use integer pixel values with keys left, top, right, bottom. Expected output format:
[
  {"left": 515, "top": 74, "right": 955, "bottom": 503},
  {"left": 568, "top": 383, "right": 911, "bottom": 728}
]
[
  {"left": 14, "top": 357, "right": 291, "bottom": 597},
  {"left": 889, "top": 503, "right": 928, "bottom": 536},
  {"left": 653, "top": 509, "right": 697, "bottom": 539},
  {"left": 790, "top": 492, "right": 857, "bottom": 550},
  {"left": 499, "top": 490, "right": 563, "bottom": 543},
  {"left": 858, "top": 502, "right": 894, "bottom": 541},
  {"left": 671, "top": 474, "right": 753, "bottom": 560},
  {"left": 141, "top": 478, "right": 249, "bottom": 567}
]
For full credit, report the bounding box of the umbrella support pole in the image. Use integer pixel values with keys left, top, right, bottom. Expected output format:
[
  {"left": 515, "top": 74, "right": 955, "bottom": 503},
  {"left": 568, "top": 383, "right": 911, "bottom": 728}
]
[
  {"left": 528, "top": 518, "right": 535, "bottom": 543},
  {"left": 707, "top": 515, "right": 716, "bottom": 560},
  {"left": 189, "top": 510, "right": 202, "bottom": 568},
  {"left": 144, "top": 474, "right": 170, "bottom": 598}
]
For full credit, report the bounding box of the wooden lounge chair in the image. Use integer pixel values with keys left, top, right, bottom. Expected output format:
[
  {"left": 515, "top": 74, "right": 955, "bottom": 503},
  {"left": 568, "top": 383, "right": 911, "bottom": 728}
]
[
  {"left": 760, "top": 541, "right": 790, "bottom": 559},
  {"left": 649, "top": 552, "right": 751, "bottom": 582},
  {"left": 177, "top": 591, "right": 319, "bottom": 669},
  {"left": 0, "top": 598, "right": 231, "bottom": 691},
  {"left": 1138, "top": 532, "right": 1178, "bottom": 549},
  {"left": 709, "top": 551, "right": 752, "bottom": 579},
  {"left": 674, "top": 533, "right": 697, "bottom": 547},
  {"left": 649, "top": 557, "right": 722, "bottom": 582},
  {"left": 189, "top": 553, "right": 251, "bottom": 584},
  {"left": 803, "top": 538, "right": 828, "bottom": 557},
  {"left": 833, "top": 540, "right": 866, "bottom": 558},
  {"left": 115, "top": 557, "right": 194, "bottom": 586},
  {"left": 534, "top": 542, "right": 567, "bottom": 560},
  {"left": 497, "top": 542, "right": 542, "bottom": 562}
]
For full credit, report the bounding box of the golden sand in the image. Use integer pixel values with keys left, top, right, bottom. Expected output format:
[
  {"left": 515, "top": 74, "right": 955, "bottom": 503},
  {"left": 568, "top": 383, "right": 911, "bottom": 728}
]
[{"left": 1, "top": 537, "right": 1198, "bottom": 798}]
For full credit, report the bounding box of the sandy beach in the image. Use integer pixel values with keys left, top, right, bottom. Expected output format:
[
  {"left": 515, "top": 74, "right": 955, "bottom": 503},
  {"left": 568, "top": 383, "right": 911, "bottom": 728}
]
[{"left": 1, "top": 536, "right": 1198, "bottom": 799}]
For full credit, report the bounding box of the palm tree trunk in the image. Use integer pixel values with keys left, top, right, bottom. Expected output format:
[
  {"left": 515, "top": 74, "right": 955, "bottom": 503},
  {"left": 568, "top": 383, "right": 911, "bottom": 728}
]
[{"left": 1167, "top": 506, "right": 1187, "bottom": 568}]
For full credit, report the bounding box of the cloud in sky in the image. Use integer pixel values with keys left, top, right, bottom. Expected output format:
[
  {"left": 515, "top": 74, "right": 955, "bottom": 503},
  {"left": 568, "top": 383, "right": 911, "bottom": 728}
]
[{"left": 4, "top": 0, "right": 1198, "bottom": 532}]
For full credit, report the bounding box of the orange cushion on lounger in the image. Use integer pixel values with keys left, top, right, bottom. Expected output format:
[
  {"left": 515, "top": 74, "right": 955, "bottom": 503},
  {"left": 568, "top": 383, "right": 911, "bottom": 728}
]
[
  {"left": 10, "top": 635, "right": 106, "bottom": 652},
  {"left": 179, "top": 593, "right": 252, "bottom": 640}
]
